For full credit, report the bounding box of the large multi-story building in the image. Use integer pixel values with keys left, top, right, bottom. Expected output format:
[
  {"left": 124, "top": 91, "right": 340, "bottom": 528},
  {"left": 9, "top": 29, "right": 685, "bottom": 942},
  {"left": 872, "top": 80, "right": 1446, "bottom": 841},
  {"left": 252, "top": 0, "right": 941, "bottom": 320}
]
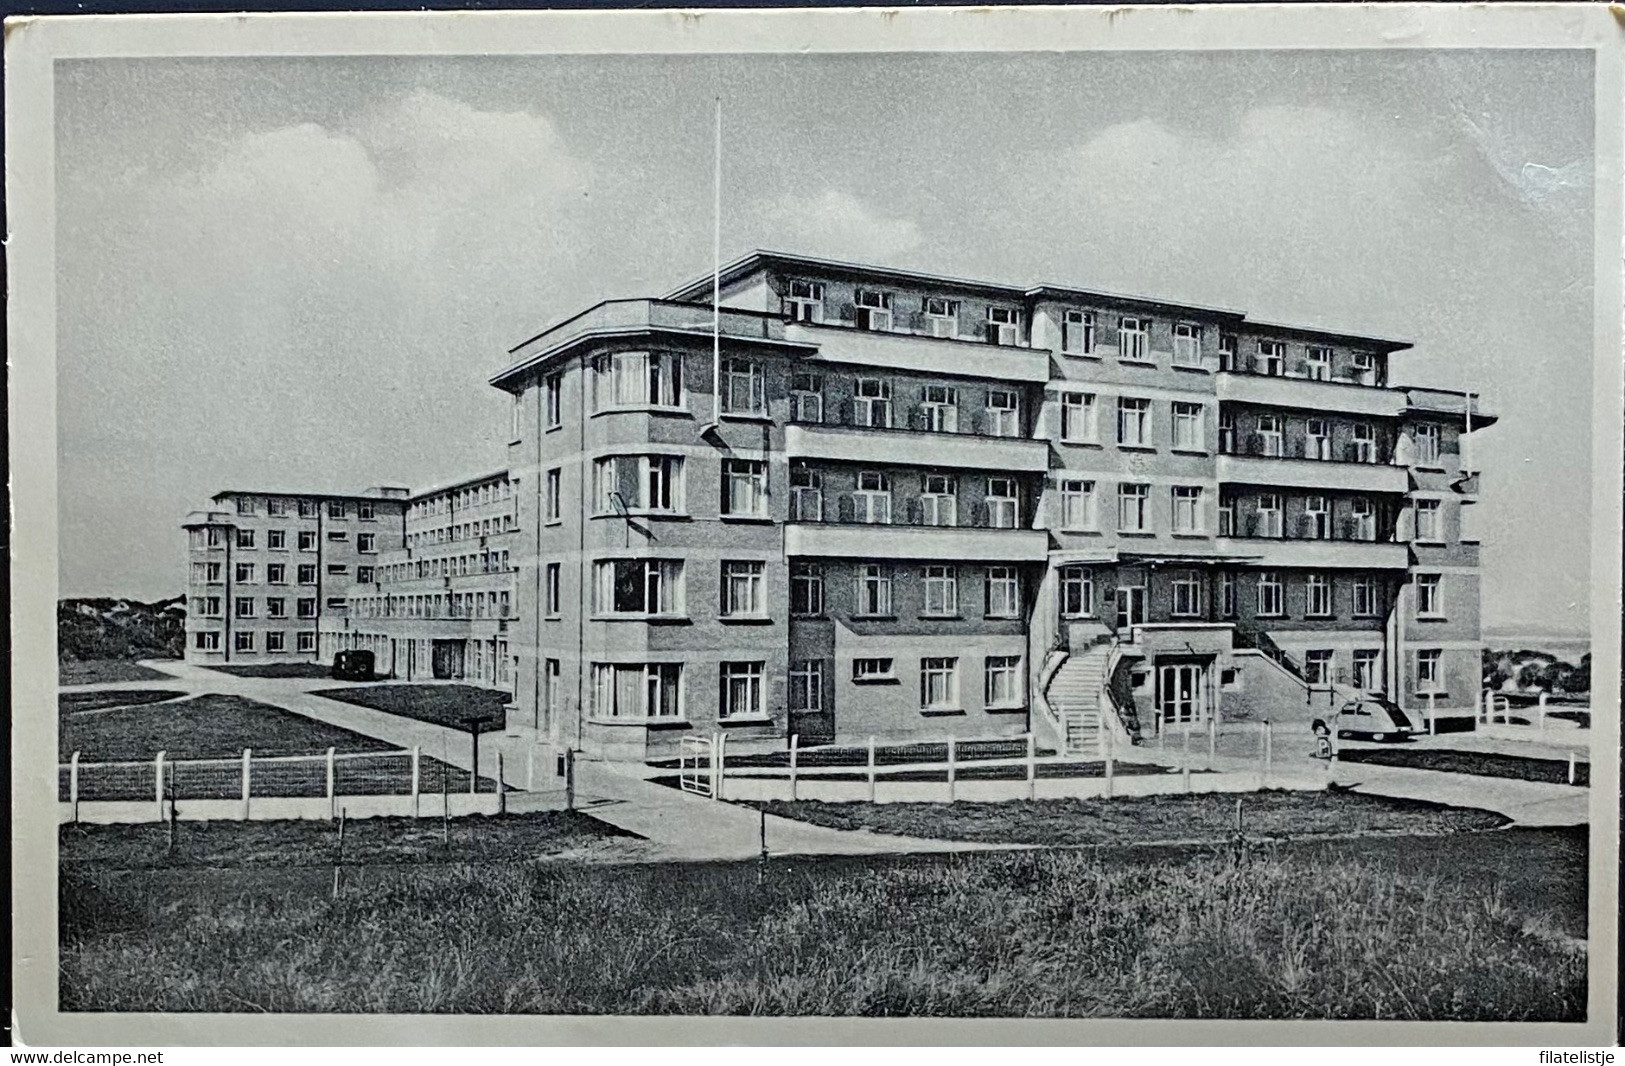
[
  {"left": 490, "top": 251, "right": 1493, "bottom": 759},
  {"left": 182, "top": 488, "right": 409, "bottom": 664}
]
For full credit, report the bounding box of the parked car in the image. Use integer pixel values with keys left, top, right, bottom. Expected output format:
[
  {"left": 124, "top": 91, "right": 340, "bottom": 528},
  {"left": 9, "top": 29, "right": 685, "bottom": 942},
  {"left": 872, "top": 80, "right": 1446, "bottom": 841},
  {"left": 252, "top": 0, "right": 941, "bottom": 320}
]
[
  {"left": 330, "top": 649, "right": 376, "bottom": 682},
  {"left": 1334, "top": 696, "right": 1416, "bottom": 741}
]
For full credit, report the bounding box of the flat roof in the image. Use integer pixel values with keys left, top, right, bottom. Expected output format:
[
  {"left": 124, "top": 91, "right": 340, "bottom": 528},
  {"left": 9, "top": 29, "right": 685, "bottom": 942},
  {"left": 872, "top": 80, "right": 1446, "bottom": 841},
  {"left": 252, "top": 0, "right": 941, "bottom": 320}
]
[
  {"left": 209, "top": 489, "right": 410, "bottom": 504},
  {"left": 409, "top": 468, "right": 512, "bottom": 501}
]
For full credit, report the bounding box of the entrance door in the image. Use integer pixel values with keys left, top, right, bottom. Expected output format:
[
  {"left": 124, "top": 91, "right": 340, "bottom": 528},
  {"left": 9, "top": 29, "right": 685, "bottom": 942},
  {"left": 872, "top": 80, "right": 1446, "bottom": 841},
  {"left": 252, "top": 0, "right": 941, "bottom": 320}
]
[
  {"left": 1157, "top": 663, "right": 1206, "bottom": 724},
  {"left": 1115, "top": 584, "right": 1147, "bottom": 629}
]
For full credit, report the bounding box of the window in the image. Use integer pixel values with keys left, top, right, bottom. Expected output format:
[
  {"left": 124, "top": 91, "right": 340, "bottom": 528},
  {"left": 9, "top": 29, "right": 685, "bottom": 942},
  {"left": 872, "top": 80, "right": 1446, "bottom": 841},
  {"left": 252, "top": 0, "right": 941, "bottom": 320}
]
[
  {"left": 267, "top": 564, "right": 286, "bottom": 585},
  {"left": 327, "top": 529, "right": 348, "bottom": 542},
  {"left": 1170, "top": 570, "right": 1202, "bottom": 618},
  {"left": 234, "top": 631, "right": 255, "bottom": 653},
  {"left": 1171, "top": 486, "right": 1204, "bottom": 534},
  {"left": 1306, "top": 573, "right": 1333, "bottom": 617},
  {"left": 297, "top": 499, "right": 318, "bottom": 518},
  {"left": 853, "top": 658, "right": 895, "bottom": 682},
  {"left": 328, "top": 501, "right": 346, "bottom": 519},
  {"left": 986, "top": 307, "right": 1020, "bottom": 346},
  {"left": 986, "top": 390, "right": 1020, "bottom": 437},
  {"left": 236, "top": 529, "right": 256, "bottom": 550},
  {"left": 1304, "top": 649, "right": 1333, "bottom": 685},
  {"left": 1117, "top": 483, "right": 1150, "bottom": 533},
  {"left": 1218, "top": 498, "right": 1236, "bottom": 537},
  {"left": 854, "top": 471, "right": 891, "bottom": 524},
  {"left": 790, "top": 660, "right": 824, "bottom": 712},
  {"left": 255, "top": 630, "right": 281, "bottom": 654},
  {"left": 1416, "top": 649, "right": 1443, "bottom": 691},
  {"left": 194, "top": 632, "right": 220, "bottom": 651},
  {"left": 1218, "top": 410, "right": 1236, "bottom": 454},
  {"left": 1220, "top": 572, "right": 1237, "bottom": 618},
  {"left": 1118, "top": 317, "right": 1150, "bottom": 362},
  {"left": 1218, "top": 333, "right": 1238, "bottom": 371},
  {"left": 1060, "top": 392, "right": 1097, "bottom": 443},
  {"left": 1256, "top": 415, "right": 1283, "bottom": 457},
  {"left": 1351, "top": 423, "right": 1377, "bottom": 463},
  {"left": 1117, "top": 397, "right": 1151, "bottom": 447},
  {"left": 1305, "top": 346, "right": 1332, "bottom": 381},
  {"left": 855, "top": 289, "right": 893, "bottom": 331},
  {"left": 923, "top": 297, "right": 959, "bottom": 338},
  {"left": 1060, "top": 479, "right": 1096, "bottom": 530},
  {"left": 204, "top": 596, "right": 222, "bottom": 616},
  {"left": 234, "top": 596, "right": 256, "bottom": 618},
  {"left": 1173, "top": 323, "right": 1201, "bottom": 366},
  {"left": 1062, "top": 310, "right": 1096, "bottom": 355},
  {"left": 595, "top": 455, "right": 684, "bottom": 513},
  {"left": 1258, "top": 340, "right": 1285, "bottom": 376},
  {"left": 920, "top": 658, "right": 960, "bottom": 710},
  {"left": 985, "top": 567, "right": 1021, "bottom": 618},
  {"left": 545, "top": 373, "right": 563, "bottom": 429},
  {"left": 1303, "top": 496, "right": 1330, "bottom": 540},
  {"left": 359, "top": 501, "right": 376, "bottom": 522},
  {"left": 853, "top": 378, "right": 893, "bottom": 428},
  {"left": 985, "top": 477, "right": 1019, "bottom": 528},
  {"left": 1416, "top": 573, "right": 1443, "bottom": 617},
  {"left": 266, "top": 530, "right": 285, "bottom": 551},
  {"left": 784, "top": 280, "right": 825, "bottom": 323},
  {"left": 1305, "top": 419, "right": 1330, "bottom": 461},
  {"left": 592, "top": 350, "right": 684, "bottom": 409},
  {"left": 856, "top": 564, "right": 893, "bottom": 616},
  {"left": 325, "top": 597, "right": 347, "bottom": 610},
  {"left": 1353, "top": 575, "right": 1381, "bottom": 617},
  {"left": 297, "top": 564, "right": 316, "bottom": 584},
  {"left": 358, "top": 533, "right": 376, "bottom": 553},
  {"left": 1351, "top": 351, "right": 1378, "bottom": 386},
  {"left": 721, "top": 459, "right": 768, "bottom": 518},
  {"left": 357, "top": 566, "right": 374, "bottom": 584},
  {"left": 1256, "top": 494, "right": 1283, "bottom": 538},
  {"left": 298, "top": 530, "right": 317, "bottom": 552},
  {"left": 922, "top": 565, "right": 959, "bottom": 617},
  {"left": 790, "top": 372, "right": 823, "bottom": 423},
  {"left": 266, "top": 498, "right": 287, "bottom": 517},
  {"left": 721, "top": 561, "right": 766, "bottom": 618},
  {"left": 235, "top": 496, "right": 256, "bottom": 516},
  {"left": 920, "top": 385, "right": 959, "bottom": 432},
  {"left": 790, "top": 563, "right": 825, "bottom": 617},
  {"left": 297, "top": 598, "right": 317, "bottom": 619},
  {"left": 235, "top": 563, "right": 255, "bottom": 584},
  {"left": 266, "top": 598, "right": 287, "bottom": 619},
  {"left": 546, "top": 468, "right": 562, "bottom": 522},
  {"left": 1415, "top": 424, "right": 1442, "bottom": 465},
  {"left": 1257, "top": 572, "right": 1284, "bottom": 617},
  {"left": 327, "top": 564, "right": 348, "bottom": 577},
  {"left": 1171, "top": 402, "right": 1205, "bottom": 451},
  {"left": 1351, "top": 497, "right": 1376, "bottom": 541},
  {"left": 720, "top": 358, "right": 765, "bottom": 416},
  {"left": 790, "top": 467, "right": 823, "bottom": 522},
  {"left": 591, "top": 663, "right": 683, "bottom": 718},
  {"left": 984, "top": 656, "right": 1023, "bottom": 708},
  {"left": 921, "top": 474, "right": 958, "bottom": 527},
  {"left": 203, "top": 527, "right": 225, "bottom": 549},
  {"left": 1414, "top": 499, "right": 1442, "bottom": 542},
  {"left": 1060, "top": 566, "right": 1094, "bottom": 617},
  {"left": 719, "top": 662, "right": 765, "bottom": 718},
  {"left": 545, "top": 563, "right": 561, "bottom": 616},
  {"left": 594, "top": 559, "right": 683, "bottom": 615},
  {"left": 296, "top": 632, "right": 316, "bottom": 653}
]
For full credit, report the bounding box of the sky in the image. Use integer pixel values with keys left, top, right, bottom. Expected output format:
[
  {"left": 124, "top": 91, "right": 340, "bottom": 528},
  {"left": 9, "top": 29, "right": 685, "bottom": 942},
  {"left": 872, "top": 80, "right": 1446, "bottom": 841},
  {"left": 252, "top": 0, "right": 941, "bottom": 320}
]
[{"left": 55, "top": 49, "right": 1595, "bottom": 632}]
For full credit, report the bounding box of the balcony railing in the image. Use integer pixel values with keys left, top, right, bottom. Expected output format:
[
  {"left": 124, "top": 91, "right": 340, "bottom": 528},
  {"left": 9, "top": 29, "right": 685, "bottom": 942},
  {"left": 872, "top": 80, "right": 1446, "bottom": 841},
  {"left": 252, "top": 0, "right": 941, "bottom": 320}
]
[
  {"left": 785, "top": 322, "right": 1052, "bottom": 383},
  {"left": 788, "top": 492, "right": 1025, "bottom": 529},
  {"left": 1222, "top": 433, "right": 1392, "bottom": 465},
  {"left": 790, "top": 402, "right": 1027, "bottom": 439}
]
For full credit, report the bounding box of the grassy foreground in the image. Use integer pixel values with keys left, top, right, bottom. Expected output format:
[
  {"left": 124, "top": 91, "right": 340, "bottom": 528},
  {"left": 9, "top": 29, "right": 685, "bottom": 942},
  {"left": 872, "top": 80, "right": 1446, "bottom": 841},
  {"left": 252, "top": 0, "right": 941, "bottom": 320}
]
[
  {"left": 59, "top": 694, "right": 401, "bottom": 762},
  {"left": 750, "top": 790, "right": 1508, "bottom": 846},
  {"left": 60, "top": 689, "right": 189, "bottom": 715},
  {"left": 61, "top": 827, "right": 1583, "bottom": 1019},
  {"left": 1337, "top": 747, "right": 1590, "bottom": 788},
  {"left": 59, "top": 660, "right": 176, "bottom": 686},
  {"left": 313, "top": 684, "right": 513, "bottom": 732}
]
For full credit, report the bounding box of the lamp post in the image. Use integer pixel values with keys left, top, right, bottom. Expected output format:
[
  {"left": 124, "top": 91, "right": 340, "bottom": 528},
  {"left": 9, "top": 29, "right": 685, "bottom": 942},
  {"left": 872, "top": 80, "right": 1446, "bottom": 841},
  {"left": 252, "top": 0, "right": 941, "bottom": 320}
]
[{"left": 461, "top": 714, "right": 499, "bottom": 795}]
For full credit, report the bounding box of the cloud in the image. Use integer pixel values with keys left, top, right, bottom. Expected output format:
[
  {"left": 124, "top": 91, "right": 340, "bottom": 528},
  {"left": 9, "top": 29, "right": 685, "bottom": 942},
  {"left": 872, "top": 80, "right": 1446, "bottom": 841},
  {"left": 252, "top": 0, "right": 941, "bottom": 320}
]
[{"left": 749, "top": 187, "right": 923, "bottom": 262}]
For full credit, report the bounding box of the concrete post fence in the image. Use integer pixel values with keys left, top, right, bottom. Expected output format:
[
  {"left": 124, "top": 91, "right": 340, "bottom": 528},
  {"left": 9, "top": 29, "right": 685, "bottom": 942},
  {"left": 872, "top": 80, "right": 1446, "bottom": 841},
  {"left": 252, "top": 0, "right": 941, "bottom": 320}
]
[
  {"left": 866, "top": 736, "right": 877, "bottom": 803},
  {"left": 788, "top": 734, "right": 800, "bottom": 802},
  {"left": 946, "top": 736, "right": 957, "bottom": 803},
  {"left": 241, "top": 748, "right": 252, "bottom": 820},
  {"left": 154, "top": 751, "right": 166, "bottom": 821},
  {"left": 326, "top": 747, "right": 337, "bottom": 820},
  {"left": 69, "top": 752, "right": 80, "bottom": 823},
  {"left": 411, "top": 745, "right": 421, "bottom": 818},
  {"left": 1025, "top": 732, "right": 1037, "bottom": 801}
]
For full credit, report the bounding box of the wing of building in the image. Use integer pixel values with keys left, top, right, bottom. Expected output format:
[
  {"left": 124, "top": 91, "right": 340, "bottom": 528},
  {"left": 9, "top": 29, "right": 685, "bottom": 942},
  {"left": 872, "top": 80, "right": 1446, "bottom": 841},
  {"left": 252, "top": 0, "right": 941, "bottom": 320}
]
[{"left": 184, "top": 249, "right": 1495, "bottom": 760}]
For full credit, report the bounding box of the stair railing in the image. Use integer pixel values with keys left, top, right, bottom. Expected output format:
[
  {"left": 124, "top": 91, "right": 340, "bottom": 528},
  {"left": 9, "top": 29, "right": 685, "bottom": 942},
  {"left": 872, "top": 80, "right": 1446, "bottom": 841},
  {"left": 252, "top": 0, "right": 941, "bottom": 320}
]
[{"left": 1101, "top": 642, "right": 1145, "bottom": 746}]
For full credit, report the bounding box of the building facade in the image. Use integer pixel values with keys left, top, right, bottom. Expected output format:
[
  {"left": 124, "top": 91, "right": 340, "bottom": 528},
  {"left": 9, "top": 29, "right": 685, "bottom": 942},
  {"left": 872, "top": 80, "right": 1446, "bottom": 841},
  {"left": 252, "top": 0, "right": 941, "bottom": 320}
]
[
  {"left": 491, "top": 252, "right": 1493, "bottom": 759},
  {"left": 182, "top": 488, "right": 409, "bottom": 664}
]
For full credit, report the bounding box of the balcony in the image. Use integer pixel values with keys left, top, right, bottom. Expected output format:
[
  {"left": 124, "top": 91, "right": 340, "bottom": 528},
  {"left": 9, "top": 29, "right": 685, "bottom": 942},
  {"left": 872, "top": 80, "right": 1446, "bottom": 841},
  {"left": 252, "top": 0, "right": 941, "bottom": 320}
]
[
  {"left": 786, "top": 519, "right": 1049, "bottom": 562},
  {"left": 1214, "top": 536, "right": 1409, "bottom": 570},
  {"left": 785, "top": 322, "right": 1051, "bottom": 383},
  {"left": 1216, "top": 371, "right": 1404, "bottom": 418},
  {"left": 1400, "top": 386, "right": 1499, "bottom": 429},
  {"left": 1216, "top": 453, "right": 1409, "bottom": 494},
  {"left": 785, "top": 419, "right": 1049, "bottom": 473}
]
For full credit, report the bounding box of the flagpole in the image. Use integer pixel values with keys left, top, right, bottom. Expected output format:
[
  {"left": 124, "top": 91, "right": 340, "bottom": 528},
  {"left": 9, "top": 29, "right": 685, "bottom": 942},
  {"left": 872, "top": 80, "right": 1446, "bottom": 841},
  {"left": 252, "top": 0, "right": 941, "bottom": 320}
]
[{"left": 710, "top": 97, "right": 722, "bottom": 429}]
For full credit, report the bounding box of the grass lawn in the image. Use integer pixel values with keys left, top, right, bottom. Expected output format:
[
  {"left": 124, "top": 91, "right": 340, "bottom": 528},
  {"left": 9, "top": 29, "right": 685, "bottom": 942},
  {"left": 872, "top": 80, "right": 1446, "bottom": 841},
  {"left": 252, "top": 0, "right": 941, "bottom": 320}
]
[
  {"left": 748, "top": 790, "right": 1508, "bottom": 846},
  {"left": 313, "top": 684, "right": 513, "bottom": 733},
  {"left": 59, "top": 659, "right": 177, "bottom": 685},
  {"left": 59, "top": 690, "right": 188, "bottom": 714},
  {"left": 207, "top": 663, "right": 335, "bottom": 679},
  {"left": 1337, "top": 747, "right": 1589, "bottom": 788},
  {"left": 59, "top": 826, "right": 1584, "bottom": 1018}
]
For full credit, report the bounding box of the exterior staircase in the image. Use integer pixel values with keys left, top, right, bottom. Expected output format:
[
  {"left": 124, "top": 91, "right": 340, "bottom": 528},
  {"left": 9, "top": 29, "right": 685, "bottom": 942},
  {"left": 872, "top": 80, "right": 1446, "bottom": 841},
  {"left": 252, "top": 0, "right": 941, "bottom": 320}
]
[{"left": 1046, "top": 643, "right": 1113, "bottom": 757}]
